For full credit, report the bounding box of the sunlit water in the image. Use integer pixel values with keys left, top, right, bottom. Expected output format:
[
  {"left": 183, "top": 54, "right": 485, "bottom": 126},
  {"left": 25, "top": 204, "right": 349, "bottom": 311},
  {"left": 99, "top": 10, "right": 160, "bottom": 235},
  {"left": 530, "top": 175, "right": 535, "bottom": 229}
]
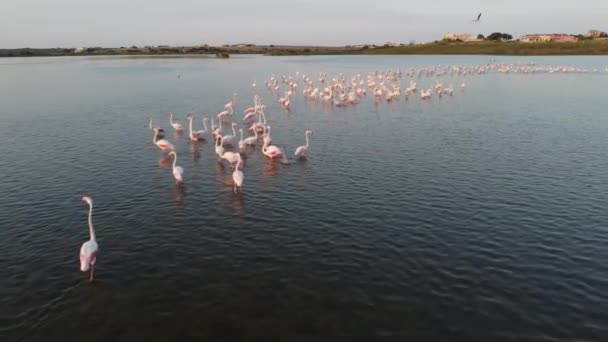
[{"left": 1, "top": 55, "right": 607, "bottom": 341}]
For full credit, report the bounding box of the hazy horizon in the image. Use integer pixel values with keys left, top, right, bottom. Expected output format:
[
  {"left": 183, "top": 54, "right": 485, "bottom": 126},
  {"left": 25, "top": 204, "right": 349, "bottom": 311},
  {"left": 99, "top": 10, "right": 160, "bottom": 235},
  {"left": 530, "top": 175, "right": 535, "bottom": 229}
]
[{"left": 1, "top": 1, "right": 606, "bottom": 48}]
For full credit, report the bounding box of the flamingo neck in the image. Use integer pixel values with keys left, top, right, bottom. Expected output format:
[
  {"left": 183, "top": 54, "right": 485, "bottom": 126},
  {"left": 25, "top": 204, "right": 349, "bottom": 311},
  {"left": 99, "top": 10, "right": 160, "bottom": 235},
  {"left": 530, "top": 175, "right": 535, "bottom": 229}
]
[
  {"left": 232, "top": 125, "right": 236, "bottom": 136},
  {"left": 305, "top": 132, "right": 310, "bottom": 148},
  {"left": 170, "top": 113, "right": 174, "bottom": 124},
  {"left": 203, "top": 118, "right": 208, "bottom": 131},
  {"left": 153, "top": 129, "right": 158, "bottom": 143},
  {"left": 88, "top": 203, "right": 95, "bottom": 241},
  {"left": 188, "top": 118, "right": 193, "bottom": 135},
  {"left": 172, "top": 153, "right": 177, "bottom": 168},
  {"left": 239, "top": 129, "right": 243, "bottom": 142},
  {"left": 149, "top": 118, "right": 152, "bottom": 129}
]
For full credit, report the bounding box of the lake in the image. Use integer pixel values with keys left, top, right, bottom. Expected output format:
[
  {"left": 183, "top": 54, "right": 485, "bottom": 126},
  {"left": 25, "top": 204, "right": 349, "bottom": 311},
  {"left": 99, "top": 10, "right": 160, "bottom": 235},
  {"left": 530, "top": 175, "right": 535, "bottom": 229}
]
[{"left": 1, "top": 55, "right": 607, "bottom": 341}]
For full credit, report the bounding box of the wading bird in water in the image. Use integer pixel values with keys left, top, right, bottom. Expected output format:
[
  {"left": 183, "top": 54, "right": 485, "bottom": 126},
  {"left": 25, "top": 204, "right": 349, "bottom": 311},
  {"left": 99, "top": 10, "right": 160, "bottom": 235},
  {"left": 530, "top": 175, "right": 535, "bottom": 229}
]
[
  {"left": 153, "top": 129, "right": 174, "bottom": 151},
  {"left": 148, "top": 117, "right": 165, "bottom": 134},
  {"left": 168, "top": 151, "right": 184, "bottom": 184},
  {"left": 169, "top": 113, "right": 183, "bottom": 131},
  {"left": 262, "top": 143, "right": 289, "bottom": 164},
  {"left": 80, "top": 196, "right": 98, "bottom": 282},
  {"left": 294, "top": 130, "right": 312, "bottom": 159},
  {"left": 232, "top": 153, "right": 244, "bottom": 193}
]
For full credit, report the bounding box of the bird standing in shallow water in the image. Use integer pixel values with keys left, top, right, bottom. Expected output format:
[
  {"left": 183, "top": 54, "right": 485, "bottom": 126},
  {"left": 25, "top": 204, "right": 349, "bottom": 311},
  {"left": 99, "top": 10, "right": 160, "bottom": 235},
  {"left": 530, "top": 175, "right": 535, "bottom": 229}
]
[
  {"left": 80, "top": 196, "right": 98, "bottom": 282},
  {"left": 168, "top": 151, "right": 184, "bottom": 184},
  {"left": 294, "top": 130, "right": 312, "bottom": 159}
]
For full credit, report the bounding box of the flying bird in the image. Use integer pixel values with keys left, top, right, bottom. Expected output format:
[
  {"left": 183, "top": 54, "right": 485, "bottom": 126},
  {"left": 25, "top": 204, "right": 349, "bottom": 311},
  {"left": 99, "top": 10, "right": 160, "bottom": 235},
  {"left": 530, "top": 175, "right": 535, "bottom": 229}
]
[{"left": 473, "top": 13, "right": 481, "bottom": 21}]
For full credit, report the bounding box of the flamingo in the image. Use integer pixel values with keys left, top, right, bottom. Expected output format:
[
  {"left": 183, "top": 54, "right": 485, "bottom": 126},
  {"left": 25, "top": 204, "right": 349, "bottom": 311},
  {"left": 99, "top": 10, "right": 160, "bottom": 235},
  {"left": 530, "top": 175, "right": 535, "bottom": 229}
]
[
  {"left": 169, "top": 113, "right": 183, "bottom": 131},
  {"left": 220, "top": 150, "right": 240, "bottom": 167},
  {"left": 148, "top": 117, "right": 165, "bottom": 134},
  {"left": 212, "top": 117, "right": 223, "bottom": 140},
  {"left": 153, "top": 129, "right": 174, "bottom": 151},
  {"left": 186, "top": 115, "right": 208, "bottom": 141},
  {"left": 168, "top": 151, "right": 184, "bottom": 184},
  {"left": 249, "top": 105, "right": 267, "bottom": 134},
  {"left": 239, "top": 127, "right": 258, "bottom": 149},
  {"left": 215, "top": 136, "right": 225, "bottom": 158},
  {"left": 80, "top": 196, "right": 98, "bottom": 282},
  {"left": 217, "top": 106, "right": 233, "bottom": 122},
  {"left": 294, "top": 130, "right": 312, "bottom": 158},
  {"left": 263, "top": 125, "right": 273, "bottom": 146},
  {"left": 221, "top": 123, "right": 237, "bottom": 147},
  {"left": 262, "top": 140, "right": 283, "bottom": 159},
  {"left": 243, "top": 107, "right": 256, "bottom": 120},
  {"left": 224, "top": 93, "right": 237, "bottom": 111},
  {"left": 232, "top": 153, "right": 244, "bottom": 193}
]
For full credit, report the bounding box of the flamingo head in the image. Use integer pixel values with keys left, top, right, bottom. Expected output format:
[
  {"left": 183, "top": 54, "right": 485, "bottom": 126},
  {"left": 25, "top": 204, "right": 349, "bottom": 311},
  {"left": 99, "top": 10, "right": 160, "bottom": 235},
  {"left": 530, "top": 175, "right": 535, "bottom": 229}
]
[
  {"left": 306, "top": 130, "right": 313, "bottom": 135},
  {"left": 232, "top": 123, "right": 237, "bottom": 128},
  {"left": 169, "top": 151, "right": 176, "bottom": 158},
  {"left": 82, "top": 196, "right": 93, "bottom": 206}
]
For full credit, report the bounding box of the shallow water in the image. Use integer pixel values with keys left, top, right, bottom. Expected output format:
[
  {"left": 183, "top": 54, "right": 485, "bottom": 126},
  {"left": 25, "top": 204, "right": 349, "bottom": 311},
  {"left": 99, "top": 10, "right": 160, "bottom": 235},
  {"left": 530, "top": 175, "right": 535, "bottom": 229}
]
[{"left": 1, "top": 55, "right": 608, "bottom": 341}]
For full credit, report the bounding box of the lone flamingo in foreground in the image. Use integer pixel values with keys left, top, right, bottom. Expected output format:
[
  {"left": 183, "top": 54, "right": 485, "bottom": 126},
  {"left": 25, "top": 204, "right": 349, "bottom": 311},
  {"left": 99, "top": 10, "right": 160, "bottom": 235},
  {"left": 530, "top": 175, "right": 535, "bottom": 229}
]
[
  {"left": 153, "top": 129, "right": 174, "bottom": 151},
  {"left": 80, "top": 196, "right": 98, "bottom": 282},
  {"left": 168, "top": 151, "right": 184, "bottom": 184},
  {"left": 294, "top": 130, "right": 313, "bottom": 159},
  {"left": 169, "top": 113, "right": 183, "bottom": 131},
  {"left": 232, "top": 153, "right": 244, "bottom": 193}
]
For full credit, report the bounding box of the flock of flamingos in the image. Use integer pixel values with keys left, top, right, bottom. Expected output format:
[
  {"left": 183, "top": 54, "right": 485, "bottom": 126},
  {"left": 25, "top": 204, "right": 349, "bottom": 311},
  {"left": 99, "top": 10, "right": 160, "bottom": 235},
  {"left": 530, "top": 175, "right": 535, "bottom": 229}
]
[{"left": 78, "top": 62, "right": 596, "bottom": 281}]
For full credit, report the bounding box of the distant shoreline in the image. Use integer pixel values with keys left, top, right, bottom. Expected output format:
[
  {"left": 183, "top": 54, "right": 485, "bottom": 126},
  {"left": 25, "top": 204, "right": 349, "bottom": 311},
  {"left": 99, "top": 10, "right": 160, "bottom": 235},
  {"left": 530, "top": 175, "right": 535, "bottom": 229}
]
[{"left": 3, "top": 40, "right": 608, "bottom": 57}]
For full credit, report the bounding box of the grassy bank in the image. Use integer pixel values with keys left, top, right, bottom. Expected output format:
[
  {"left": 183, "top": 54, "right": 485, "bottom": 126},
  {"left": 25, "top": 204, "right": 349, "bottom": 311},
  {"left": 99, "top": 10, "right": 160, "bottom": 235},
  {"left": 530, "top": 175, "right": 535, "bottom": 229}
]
[
  {"left": 361, "top": 40, "right": 608, "bottom": 55},
  {"left": 3, "top": 40, "right": 608, "bottom": 57}
]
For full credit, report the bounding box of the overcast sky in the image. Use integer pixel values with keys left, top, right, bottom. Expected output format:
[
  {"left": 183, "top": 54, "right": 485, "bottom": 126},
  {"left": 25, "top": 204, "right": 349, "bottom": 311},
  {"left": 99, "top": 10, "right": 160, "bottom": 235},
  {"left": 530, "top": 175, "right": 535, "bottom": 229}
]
[{"left": 1, "top": 1, "right": 606, "bottom": 48}]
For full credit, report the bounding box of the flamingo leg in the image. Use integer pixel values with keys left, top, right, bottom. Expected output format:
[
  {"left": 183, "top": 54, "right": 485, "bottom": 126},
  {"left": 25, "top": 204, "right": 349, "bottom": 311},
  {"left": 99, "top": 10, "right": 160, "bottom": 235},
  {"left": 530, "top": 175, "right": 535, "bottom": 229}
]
[{"left": 89, "top": 264, "right": 94, "bottom": 282}]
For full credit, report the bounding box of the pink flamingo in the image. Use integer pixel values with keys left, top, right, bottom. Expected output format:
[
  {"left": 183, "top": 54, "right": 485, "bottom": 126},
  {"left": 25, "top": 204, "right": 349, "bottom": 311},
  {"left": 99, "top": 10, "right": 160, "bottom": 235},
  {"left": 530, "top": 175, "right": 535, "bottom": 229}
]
[
  {"left": 262, "top": 140, "right": 283, "bottom": 159},
  {"left": 224, "top": 93, "right": 237, "bottom": 111},
  {"left": 80, "top": 196, "right": 98, "bottom": 282},
  {"left": 294, "top": 130, "right": 312, "bottom": 158},
  {"left": 153, "top": 129, "right": 174, "bottom": 151},
  {"left": 186, "top": 115, "right": 208, "bottom": 141},
  {"left": 216, "top": 137, "right": 239, "bottom": 167},
  {"left": 263, "top": 125, "right": 273, "bottom": 146},
  {"left": 168, "top": 151, "right": 184, "bottom": 184},
  {"left": 249, "top": 108, "right": 266, "bottom": 134},
  {"left": 232, "top": 153, "right": 244, "bottom": 193},
  {"left": 221, "top": 123, "right": 237, "bottom": 147},
  {"left": 147, "top": 117, "right": 165, "bottom": 134},
  {"left": 212, "top": 118, "right": 224, "bottom": 140},
  {"left": 169, "top": 113, "right": 183, "bottom": 131},
  {"left": 243, "top": 107, "right": 257, "bottom": 121},
  {"left": 220, "top": 150, "right": 239, "bottom": 168},
  {"left": 239, "top": 127, "right": 259, "bottom": 149},
  {"left": 215, "top": 136, "right": 225, "bottom": 158},
  {"left": 217, "top": 106, "right": 233, "bottom": 122}
]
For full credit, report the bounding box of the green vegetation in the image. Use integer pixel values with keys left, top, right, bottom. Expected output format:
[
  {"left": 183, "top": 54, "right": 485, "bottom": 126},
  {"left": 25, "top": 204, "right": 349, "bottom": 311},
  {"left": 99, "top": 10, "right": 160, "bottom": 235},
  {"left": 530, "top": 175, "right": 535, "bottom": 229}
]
[
  {"left": 3, "top": 40, "right": 608, "bottom": 58},
  {"left": 0, "top": 46, "right": 232, "bottom": 58},
  {"left": 361, "top": 40, "right": 608, "bottom": 56}
]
